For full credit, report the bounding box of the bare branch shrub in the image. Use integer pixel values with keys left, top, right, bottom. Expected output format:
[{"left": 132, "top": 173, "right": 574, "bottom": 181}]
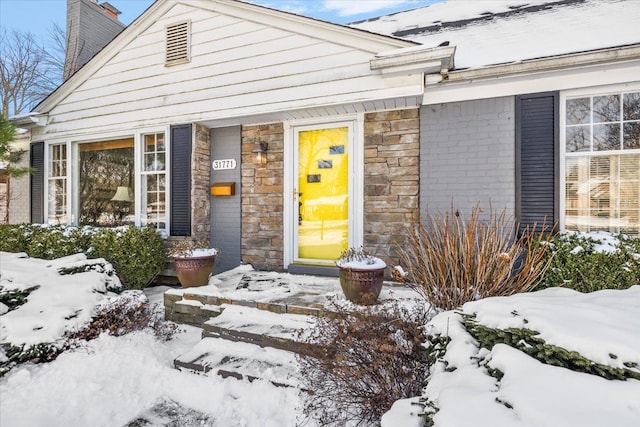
[
  {"left": 399, "top": 204, "right": 552, "bottom": 311},
  {"left": 68, "top": 291, "right": 179, "bottom": 342},
  {"left": 298, "top": 300, "right": 432, "bottom": 426}
]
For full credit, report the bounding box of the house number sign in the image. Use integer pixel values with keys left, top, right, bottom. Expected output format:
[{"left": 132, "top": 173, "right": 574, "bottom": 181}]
[{"left": 212, "top": 159, "right": 237, "bottom": 170}]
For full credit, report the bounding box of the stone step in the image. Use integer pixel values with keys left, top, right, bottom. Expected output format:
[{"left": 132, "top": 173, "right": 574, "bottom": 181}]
[
  {"left": 201, "top": 304, "right": 319, "bottom": 356},
  {"left": 174, "top": 337, "right": 300, "bottom": 388}
]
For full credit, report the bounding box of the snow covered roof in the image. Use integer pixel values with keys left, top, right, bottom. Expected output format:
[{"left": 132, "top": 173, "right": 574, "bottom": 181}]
[{"left": 350, "top": 0, "right": 640, "bottom": 69}]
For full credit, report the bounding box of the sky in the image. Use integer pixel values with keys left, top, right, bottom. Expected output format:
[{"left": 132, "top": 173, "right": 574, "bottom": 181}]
[{"left": 0, "top": 0, "right": 441, "bottom": 45}]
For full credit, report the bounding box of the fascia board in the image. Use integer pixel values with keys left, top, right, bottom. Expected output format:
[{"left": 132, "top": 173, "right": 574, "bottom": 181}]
[
  {"left": 446, "top": 44, "right": 640, "bottom": 83},
  {"left": 182, "top": 0, "right": 417, "bottom": 53}
]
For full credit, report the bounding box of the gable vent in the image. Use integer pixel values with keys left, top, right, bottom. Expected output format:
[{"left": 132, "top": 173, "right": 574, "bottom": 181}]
[{"left": 165, "top": 20, "right": 190, "bottom": 66}]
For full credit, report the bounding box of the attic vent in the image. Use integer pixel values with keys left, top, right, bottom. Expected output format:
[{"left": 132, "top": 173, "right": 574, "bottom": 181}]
[{"left": 165, "top": 20, "right": 190, "bottom": 66}]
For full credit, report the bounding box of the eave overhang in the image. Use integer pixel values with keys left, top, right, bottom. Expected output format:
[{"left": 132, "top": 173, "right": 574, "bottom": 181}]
[
  {"left": 371, "top": 45, "right": 456, "bottom": 76},
  {"left": 9, "top": 113, "right": 48, "bottom": 130}
]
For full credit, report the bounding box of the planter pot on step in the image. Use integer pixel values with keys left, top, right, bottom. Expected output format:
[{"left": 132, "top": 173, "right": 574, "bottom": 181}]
[
  {"left": 174, "top": 254, "right": 216, "bottom": 287},
  {"left": 338, "top": 266, "right": 385, "bottom": 305}
]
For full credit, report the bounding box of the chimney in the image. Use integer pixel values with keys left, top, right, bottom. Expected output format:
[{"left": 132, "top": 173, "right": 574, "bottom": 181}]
[
  {"left": 64, "top": 0, "right": 126, "bottom": 80},
  {"left": 100, "top": 2, "right": 122, "bottom": 21}
]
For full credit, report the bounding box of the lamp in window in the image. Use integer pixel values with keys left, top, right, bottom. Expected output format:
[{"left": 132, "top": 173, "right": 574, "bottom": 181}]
[
  {"left": 111, "top": 186, "right": 133, "bottom": 223},
  {"left": 111, "top": 186, "right": 133, "bottom": 202},
  {"left": 252, "top": 142, "right": 268, "bottom": 165}
]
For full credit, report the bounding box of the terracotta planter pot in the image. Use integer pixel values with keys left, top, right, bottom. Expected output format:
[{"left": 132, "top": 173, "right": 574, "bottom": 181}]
[
  {"left": 338, "top": 266, "right": 385, "bottom": 305},
  {"left": 173, "top": 254, "right": 216, "bottom": 287}
]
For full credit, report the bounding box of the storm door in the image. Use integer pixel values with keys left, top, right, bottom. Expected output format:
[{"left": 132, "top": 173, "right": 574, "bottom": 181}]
[{"left": 293, "top": 123, "right": 353, "bottom": 264}]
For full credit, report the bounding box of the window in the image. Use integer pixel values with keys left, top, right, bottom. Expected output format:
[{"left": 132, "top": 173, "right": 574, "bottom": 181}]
[
  {"left": 141, "top": 133, "right": 166, "bottom": 230},
  {"left": 564, "top": 90, "right": 640, "bottom": 236},
  {"left": 78, "top": 139, "right": 135, "bottom": 227},
  {"left": 165, "top": 20, "right": 190, "bottom": 66},
  {"left": 48, "top": 144, "right": 67, "bottom": 224}
]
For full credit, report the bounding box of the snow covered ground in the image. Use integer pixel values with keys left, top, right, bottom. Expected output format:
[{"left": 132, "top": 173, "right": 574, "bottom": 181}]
[
  {"left": 2, "top": 250, "right": 639, "bottom": 426},
  {"left": 0, "top": 253, "right": 303, "bottom": 427}
]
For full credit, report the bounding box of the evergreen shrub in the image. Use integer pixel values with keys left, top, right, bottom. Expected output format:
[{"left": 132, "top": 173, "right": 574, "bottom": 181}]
[
  {"left": 0, "top": 224, "right": 165, "bottom": 290},
  {"left": 537, "top": 233, "right": 640, "bottom": 293}
]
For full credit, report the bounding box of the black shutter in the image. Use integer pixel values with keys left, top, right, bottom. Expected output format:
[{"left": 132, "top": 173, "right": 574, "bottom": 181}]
[
  {"left": 170, "top": 124, "right": 192, "bottom": 236},
  {"left": 29, "top": 142, "right": 45, "bottom": 223},
  {"left": 515, "top": 92, "right": 559, "bottom": 233}
]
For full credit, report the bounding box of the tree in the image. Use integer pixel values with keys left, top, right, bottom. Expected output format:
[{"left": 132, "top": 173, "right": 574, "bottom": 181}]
[
  {"left": 0, "top": 114, "right": 30, "bottom": 177},
  {"left": 0, "top": 27, "right": 62, "bottom": 117}
]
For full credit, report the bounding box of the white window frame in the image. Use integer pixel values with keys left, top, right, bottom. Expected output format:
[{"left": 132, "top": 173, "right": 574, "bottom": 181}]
[
  {"left": 44, "top": 126, "right": 170, "bottom": 233},
  {"left": 46, "top": 143, "right": 69, "bottom": 225},
  {"left": 560, "top": 82, "right": 640, "bottom": 233},
  {"left": 140, "top": 132, "right": 168, "bottom": 232}
]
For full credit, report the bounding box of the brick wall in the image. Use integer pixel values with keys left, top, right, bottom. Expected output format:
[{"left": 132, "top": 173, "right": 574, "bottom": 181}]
[
  {"left": 191, "top": 124, "right": 211, "bottom": 243},
  {"left": 420, "top": 97, "right": 515, "bottom": 218},
  {"left": 7, "top": 133, "right": 30, "bottom": 224},
  {"left": 363, "top": 108, "right": 420, "bottom": 268},
  {"left": 241, "top": 123, "right": 284, "bottom": 270}
]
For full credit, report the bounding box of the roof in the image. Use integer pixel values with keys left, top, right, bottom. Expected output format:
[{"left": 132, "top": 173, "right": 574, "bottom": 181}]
[{"left": 350, "top": 0, "right": 640, "bottom": 69}]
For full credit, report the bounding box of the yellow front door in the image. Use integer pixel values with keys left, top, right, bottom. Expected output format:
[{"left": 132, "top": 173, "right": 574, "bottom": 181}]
[{"left": 296, "top": 126, "right": 349, "bottom": 262}]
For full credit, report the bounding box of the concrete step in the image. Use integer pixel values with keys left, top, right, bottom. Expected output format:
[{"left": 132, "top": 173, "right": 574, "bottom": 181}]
[
  {"left": 201, "top": 304, "right": 319, "bottom": 356},
  {"left": 174, "top": 337, "right": 300, "bottom": 388}
]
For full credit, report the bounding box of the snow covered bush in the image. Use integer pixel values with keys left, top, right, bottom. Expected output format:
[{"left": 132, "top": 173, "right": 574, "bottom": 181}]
[
  {"left": 0, "top": 224, "right": 166, "bottom": 289},
  {"left": 68, "top": 291, "right": 179, "bottom": 342},
  {"left": 537, "top": 232, "right": 640, "bottom": 293},
  {"left": 26, "top": 225, "right": 91, "bottom": 259},
  {"left": 298, "top": 301, "right": 432, "bottom": 426},
  {"left": 399, "top": 205, "right": 552, "bottom": 310}
]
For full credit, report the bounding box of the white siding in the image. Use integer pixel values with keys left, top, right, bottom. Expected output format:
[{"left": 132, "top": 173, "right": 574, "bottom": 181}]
[{"left": 38, "top": 2, "right": 421, "bottom": 140}]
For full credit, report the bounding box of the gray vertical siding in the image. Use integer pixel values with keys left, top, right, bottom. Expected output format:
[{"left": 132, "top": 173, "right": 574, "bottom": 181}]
[
  {"left": 420, "top": 97, "right": 516, "bottom": 218},
  {"left": 210, "top": 126, "right": 242, "bottom": 273}
]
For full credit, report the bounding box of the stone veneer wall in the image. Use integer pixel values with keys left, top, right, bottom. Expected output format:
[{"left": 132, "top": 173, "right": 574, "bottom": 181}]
[
  {"left": 241, "top": 123, "right": 284, "bottom": 270},
  {"left": 191, "top": 124, "right": 211, "bottom": 244},
  {"left": 363, "top": 108, "right": 420, "bottom": 269}
]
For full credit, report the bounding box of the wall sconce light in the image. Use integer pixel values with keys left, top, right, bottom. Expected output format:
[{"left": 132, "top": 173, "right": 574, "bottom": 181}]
[{"left": 252, "top": 142, "right": 268, "bottom": 165}]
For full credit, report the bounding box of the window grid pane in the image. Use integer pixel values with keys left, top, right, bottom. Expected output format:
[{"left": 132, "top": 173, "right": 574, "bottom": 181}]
[
  {"left": 48, "top": 144, "right": 67, "bottom": 224},
  {"left": 141, "top": 133, "right": 166, "bottom": 230}
]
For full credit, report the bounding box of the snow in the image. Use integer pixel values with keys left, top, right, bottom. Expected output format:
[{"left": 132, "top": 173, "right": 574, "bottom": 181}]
[
  {"left": 352, "top": 0, "right": 640, "bottom": 69},
  {"left": 182, "top": 247, "right": 218, "bottom": 257},
  {"left": 0, "top": 252, "right": 121, "bottom": 346},
  {"left": 391, "top": 286, "right": 640, "bottom": 427},
  {"left": 0, "top": 330, "right": 302, "bottom": 427},
  {"left": 3, "top": 251, "right": 640, "bottom": 426},
  {"left": 336, "top": 257, "right": 387, "bottom": 269},
  {"left": 0, "top": 255, "right": 302, "bottom": 427},
  {"left": 463, "top": 286, "right": 640, "bottom": 370}
]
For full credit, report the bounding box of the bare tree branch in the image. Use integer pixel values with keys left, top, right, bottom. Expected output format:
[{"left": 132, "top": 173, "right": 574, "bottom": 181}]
[{"left": 0, "top": 27, "right": 63, "bottom": 117}]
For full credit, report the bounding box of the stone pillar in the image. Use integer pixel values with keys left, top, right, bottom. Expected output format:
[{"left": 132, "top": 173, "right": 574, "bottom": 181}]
[
  {"left": 363, "top": 108, "right": 420, "bottom": 268},
  {"left": 191, "top": 124, "right": 211, "bottom": 244},
  {"left": 241, "top": 123, "right": 284, "bottom": 270}
]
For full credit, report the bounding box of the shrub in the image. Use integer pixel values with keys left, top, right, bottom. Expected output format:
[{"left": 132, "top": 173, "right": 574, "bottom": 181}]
[
  {"left": 0, "top": 223, "right": 36, "bottom": 253},
  {"left": 67, "top": 291, "right": 179, "bottom": 342},
  {"left": 536, "top": 233, "right": 640, "bottom": 293},
  {"left": 399, "top": 205, "right": 553, "bottom": 311},
  {"left": 298, "top": 301, "right": 432, "bottom": 426},
  {"left": 89, "top": 227, "right": 166, "bottom": 290},
  {"left": 0, "top": 224, "right": 166, "bottom": 290},
  {"left": 1, "top": 292, "right": 179, "bottom": 377},
  {"left": 463, "top": 314, "right": 640, "bottom": 381},
  {"left": 26, "top": 225, "right": 91, "bottom": 260}
]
